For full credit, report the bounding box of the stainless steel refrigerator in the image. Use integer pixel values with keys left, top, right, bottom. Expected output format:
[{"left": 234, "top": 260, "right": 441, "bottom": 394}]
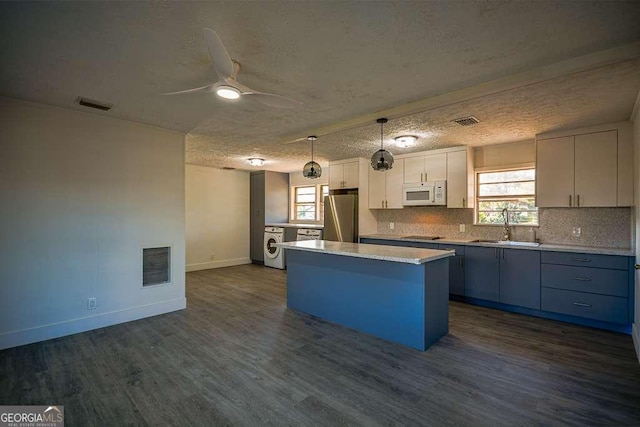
[{"left": 323, "top": 194, "right": 358, "bottom": 242}]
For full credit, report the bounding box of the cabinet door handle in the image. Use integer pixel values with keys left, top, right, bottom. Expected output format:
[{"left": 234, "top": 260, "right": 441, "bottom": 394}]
[
  {"left": 569, "top": 195, "right": 572, "bottom": 206},
  {"left": 421, "top": 172, "right": 424, "bottom": 182},
  {"left": 571, "top": 258, "right": 591, "bottom": 263},
  {"left": 574, "top": 277, "right": 592, "bottom": 282},
  {"left": 502, "top": 248, "right": 505, "bottom": 259},
  {"left": 577, "top": 194, "right": 580, "bottom": 207},
  {"left": 462, "top": 197, "right": 465, "bottom": 208},
  {"left": 494, "top": 248, "right": 498, "bottom": 259},
  {"left": 382, "top": 200, "right": 384, "bottom": 208},
  {"left": 385, "top": 200, "right": 388, "bottom": 208},
  {"left": 459, "top": 257, "right": 464, "bottom": 268},
  {"left": 572, "top": 302, "right": 592, "bottom": 308}
]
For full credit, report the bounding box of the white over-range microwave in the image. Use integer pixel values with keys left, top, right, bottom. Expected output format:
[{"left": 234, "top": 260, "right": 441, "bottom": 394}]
[{"left": 402, "top": 180, "right": 447, "bottom": 206}]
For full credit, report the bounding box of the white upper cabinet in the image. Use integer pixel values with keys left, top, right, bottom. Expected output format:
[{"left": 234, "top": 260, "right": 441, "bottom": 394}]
[
  {"left": 368, "top": 161, "right": 404, "bottom": 209},
  {"left": 574, "top": 131, "right": 617, "bottom": 207},
  {"left": 536, "top": 126, "right": 631, "bottom": 207},
  {"left": 329, "top": 160, "right": 359, "bottom": 189},
  {"left": 403, "top": 153, "right": 446, "bottom": 183},
  {"left": 446, "top": 149, "right": 474, "bottom": 208},
  {"left": 536, "top": 136, "right": 575, "bottom": 207}
]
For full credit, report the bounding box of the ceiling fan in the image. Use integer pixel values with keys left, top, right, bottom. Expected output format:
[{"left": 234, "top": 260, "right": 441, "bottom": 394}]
[{"left": 163, "top": 28, "right": 303, "bottom": 109}]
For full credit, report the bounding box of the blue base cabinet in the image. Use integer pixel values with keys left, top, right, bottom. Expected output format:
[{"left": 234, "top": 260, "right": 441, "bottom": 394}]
[
  {"left": 359, "top": 236, "right": 634, "bottom": 333},
  {"left": 500, "top": 249, "right": 541, "bottom": 309},
  {"left": 438, "top": 244, "right": 465, "bottom": 296},
  {"left": 464, "top": 246, "right": 500, "bottom": 302},
  {"left": 540, "top": 251, "right": 633, "bottom": 325}
]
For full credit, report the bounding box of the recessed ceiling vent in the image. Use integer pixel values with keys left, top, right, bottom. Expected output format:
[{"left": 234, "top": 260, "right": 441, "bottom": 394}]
[
  {"left": 452, "top": 116, "right": 480, "bottom": 126},
  {"left": 75, "top": 96, "right": 113, "bottom": 111}
]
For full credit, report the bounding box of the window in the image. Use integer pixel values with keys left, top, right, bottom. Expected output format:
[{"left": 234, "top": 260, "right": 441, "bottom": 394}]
[
  {"left": 293, "top": 184, "right": 328, "bottom": 221},
  {"left": 476, "top": 169, "right": 538, "bottom": 225}
]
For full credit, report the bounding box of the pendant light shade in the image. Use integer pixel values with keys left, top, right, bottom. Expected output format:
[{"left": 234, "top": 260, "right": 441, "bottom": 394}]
[
  {"left": 303, "top": 136, "right": 322, "bottom": 179},
  {"left": 371, "top": 118, "right": 394, "bottom": 171}
]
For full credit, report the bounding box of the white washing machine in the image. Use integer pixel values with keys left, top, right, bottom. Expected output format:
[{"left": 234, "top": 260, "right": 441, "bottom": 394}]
[
  {"left": 264, "top": 227, "right": 286, "bottom": 269},
  {"left": 297, "top": 228, "right": 323, "bottom": 241}
]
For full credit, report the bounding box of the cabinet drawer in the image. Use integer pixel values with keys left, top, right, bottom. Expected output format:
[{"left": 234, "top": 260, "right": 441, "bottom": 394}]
[
  {"left": 541, "top": 288, "right": 628, "bottom": 324},
  {"left": 541, "top": 251, "right": 628, "bottom": 270},
  {"left": 541, "top": 265, "right": 628, "bottom": 297}
]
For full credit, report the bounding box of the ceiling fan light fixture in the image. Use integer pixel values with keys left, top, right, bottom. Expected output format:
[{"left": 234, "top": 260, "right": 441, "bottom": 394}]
[
  {"left": 216, "top": 85, "right": 241, "bottom": 100},
  {"left": 303, "top": 136, "right": 322, "bottom": 179},
  {"left": 247, "top": 158, "right": 264, "bottom": 166},
  {"left": 371, "top": 118, "right": 394, "bottom": 171},
  {"left": 394, "top": 135, "right": 417, "bottom": 148}
]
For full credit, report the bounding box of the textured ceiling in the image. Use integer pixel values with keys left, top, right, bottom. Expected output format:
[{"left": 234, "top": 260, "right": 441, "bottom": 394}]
[{"left": 1, "top": 1, "right": 639, "bottom": 173}]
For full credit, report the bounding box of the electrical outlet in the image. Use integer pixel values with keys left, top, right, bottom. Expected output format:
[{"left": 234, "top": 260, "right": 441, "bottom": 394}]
[
  {"left": 87, "top": 297, "right": 97, "bottom": 310},
  {"left": 572, "top": 227, "right": 581, "bottom": 238},
  {"left": 459, "top": 224, "right": 465, "bottom": 233},
  {"left": 389, "top": 222, "right": 394, "bottom": 230}
]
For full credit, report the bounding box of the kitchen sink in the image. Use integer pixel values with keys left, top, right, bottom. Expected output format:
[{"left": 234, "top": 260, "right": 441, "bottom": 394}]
[{"left": 474, "top": 239, "right": 540, "bottom": 247}]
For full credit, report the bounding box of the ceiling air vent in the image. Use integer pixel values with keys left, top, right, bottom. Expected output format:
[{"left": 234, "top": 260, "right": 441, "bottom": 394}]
[
  {"left": 75, "top": 96, "right": 113, "bottom": 111},
  {"left": 452, "top": 116, "right": 480, "bottom": 126}
]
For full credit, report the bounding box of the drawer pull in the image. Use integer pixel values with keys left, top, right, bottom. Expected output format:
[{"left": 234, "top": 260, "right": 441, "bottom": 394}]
[
  {"left": 573, "top": 277, "right": 592, "bottom": 282},
  {"left": 571, "top": 258, "right": 591, "bottom": 263},
  {"left": 572, "top": 302, "right": 592, "bottom": 308}
]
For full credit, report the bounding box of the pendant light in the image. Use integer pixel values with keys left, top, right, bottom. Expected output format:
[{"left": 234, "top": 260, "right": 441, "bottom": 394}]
[
  {"left": 303, "top": 135, "right": 322, "bottom": 179},
  {"left": 371, "top": 118, "right": 394, "bottom": 171}
]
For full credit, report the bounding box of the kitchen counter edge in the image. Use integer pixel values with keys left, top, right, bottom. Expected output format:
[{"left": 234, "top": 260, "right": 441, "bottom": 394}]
[
  {"left": 275, "top": 240, "right": 454, "bottom": 265},
  {"left": 359, "top": 234, "right": 634, "bottom": 257}
]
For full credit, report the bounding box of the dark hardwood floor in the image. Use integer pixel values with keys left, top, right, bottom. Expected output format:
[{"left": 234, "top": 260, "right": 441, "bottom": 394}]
[{"left": 1, "top": 264, "right": 639, "bottom": 426}]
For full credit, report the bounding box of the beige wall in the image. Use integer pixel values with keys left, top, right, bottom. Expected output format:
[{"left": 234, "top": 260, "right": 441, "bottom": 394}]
[
  {"left": 185, "top": 165, "right": 250, "bottom": 271},
  {"left": 0, "top": 97, "right": 186, "bottom": 349},
  {"left": 474, "top": 139, "right": 535, "bottom": 170}
]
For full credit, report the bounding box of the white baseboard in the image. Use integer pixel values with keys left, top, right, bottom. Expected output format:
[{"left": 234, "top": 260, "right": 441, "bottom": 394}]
[
  {"left": 633, "top": 323, "right": 640, "bottom": 364},
  {"left": 186, "top": 257, "right": 251, "bottom": 272},
  {"left": 0, "top": 297, "right": 186, "bottom": 350}
]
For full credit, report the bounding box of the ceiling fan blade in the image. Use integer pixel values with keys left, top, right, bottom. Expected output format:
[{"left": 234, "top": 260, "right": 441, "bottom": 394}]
[
  {"left": 161, "top": 84, "right": 215, "bottom": 95},
  {"left": 202, "top": 28, "right": 234, "bottom": 80},
  {"left": 244, "top": 91, "right": 303, "bottom": 109}
]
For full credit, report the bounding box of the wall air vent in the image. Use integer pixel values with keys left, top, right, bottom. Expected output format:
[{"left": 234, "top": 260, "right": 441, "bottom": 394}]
[
  {"left": 75, "top": 96, "right": 113, "bottom": 111},
  {"left": 452, "top": 116, "right": 480, "bottom": 126}
]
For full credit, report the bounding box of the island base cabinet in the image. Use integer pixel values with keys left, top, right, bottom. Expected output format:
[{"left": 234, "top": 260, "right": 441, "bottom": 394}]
[
  {"left": 464, "top": 246, "right": 499, "bottom": 302},
  {"left": 500, "top": 249, "right": 540, "bottom": 309},
  {"left": 541, "top": 288, "right": 628, "bottom": 324},
  {"left": 286, "top": 250, "right": 450, "bottom": 351}
]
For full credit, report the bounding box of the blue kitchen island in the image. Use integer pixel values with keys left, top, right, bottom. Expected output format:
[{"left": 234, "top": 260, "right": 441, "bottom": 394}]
[{"left": 276, "top": 240, "right": 454, "bottom": 351}]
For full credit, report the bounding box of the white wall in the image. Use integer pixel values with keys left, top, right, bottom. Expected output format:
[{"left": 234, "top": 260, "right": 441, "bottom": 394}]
[
  {"left": 0, "top": 97, "right": 186, "bottom": 350},
  {"left": 185, "top": 165, "right": 250, "bottom": 271}
]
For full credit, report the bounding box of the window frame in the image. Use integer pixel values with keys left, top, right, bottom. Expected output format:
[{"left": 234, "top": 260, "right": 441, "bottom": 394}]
[
  {"left": 474, "top": 167, "right": 539, "bottom": 226},
  {"left": 292, "top": 184, "right": 328, "bottom": 223}
]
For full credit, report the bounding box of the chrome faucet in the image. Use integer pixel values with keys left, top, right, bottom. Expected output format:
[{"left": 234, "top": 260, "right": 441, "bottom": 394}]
[{"left": 501, "top": 208, "right": 511, "bottom": 241}]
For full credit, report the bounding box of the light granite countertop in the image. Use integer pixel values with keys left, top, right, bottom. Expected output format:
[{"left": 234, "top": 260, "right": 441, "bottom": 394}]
[
  {"left": 275, "top": 240, "right": 454, "bottom": 265},
  {"left": 266, "top": 223, "right": 324, "bottom": 229},
  {"left": 359, "top": 234, "right": 634, "bottom": 257}
]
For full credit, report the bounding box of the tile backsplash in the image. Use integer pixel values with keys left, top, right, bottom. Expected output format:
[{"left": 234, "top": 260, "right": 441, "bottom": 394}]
[{"left": 376, "top": 207, "right": 632, "bottom": 248}]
